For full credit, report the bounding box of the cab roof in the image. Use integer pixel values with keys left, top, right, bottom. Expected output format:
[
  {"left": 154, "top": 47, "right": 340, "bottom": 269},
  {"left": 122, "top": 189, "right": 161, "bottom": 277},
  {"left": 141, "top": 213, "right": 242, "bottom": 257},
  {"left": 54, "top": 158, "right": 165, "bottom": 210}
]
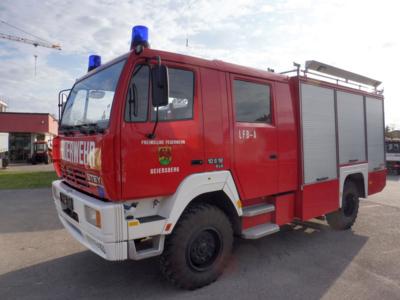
[{"left": 78, "top": 48, "right": 288, "bottom": 83}]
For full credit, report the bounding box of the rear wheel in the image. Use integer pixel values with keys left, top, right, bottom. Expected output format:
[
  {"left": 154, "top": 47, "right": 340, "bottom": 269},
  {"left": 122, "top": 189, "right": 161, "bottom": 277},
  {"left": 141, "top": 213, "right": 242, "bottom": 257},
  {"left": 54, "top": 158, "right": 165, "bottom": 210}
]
[
  {"left": 326, "top": 181, "right": 359, "bottom": 230},
  {"left": 160, "top": 203, "right": 233, "bottom": 290}
]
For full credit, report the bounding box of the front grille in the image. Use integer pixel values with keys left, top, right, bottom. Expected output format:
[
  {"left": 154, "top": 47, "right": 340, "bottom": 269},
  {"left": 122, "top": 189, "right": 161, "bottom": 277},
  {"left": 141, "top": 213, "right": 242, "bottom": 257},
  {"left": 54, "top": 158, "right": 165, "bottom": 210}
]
[{"left": 61, "top": 165, "right": 90, "bottom": 188}]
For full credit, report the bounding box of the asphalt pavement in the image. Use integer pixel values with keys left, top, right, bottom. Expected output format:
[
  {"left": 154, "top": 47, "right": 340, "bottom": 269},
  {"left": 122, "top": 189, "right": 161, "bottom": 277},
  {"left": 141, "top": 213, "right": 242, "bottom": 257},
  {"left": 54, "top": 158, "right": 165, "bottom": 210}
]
[{"left": 0, "top": 176, "right": 399, "bottom": 299}]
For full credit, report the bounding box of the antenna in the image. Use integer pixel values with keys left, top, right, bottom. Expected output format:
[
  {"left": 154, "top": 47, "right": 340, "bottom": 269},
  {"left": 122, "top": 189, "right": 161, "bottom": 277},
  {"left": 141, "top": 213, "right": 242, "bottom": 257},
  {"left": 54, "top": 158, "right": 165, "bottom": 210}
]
[
  {"left": 183, "top": 0, "right": 195, "bottom": 49},
  {"left": 34, "top": 54, "right": 38, "bottom": 77}
]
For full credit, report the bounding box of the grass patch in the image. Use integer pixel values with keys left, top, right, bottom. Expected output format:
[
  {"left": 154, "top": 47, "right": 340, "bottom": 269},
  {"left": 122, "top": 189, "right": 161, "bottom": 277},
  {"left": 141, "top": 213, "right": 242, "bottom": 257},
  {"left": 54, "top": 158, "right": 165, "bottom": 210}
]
[{"left": 0, "top": 171, "right": 58, "bottom": 189}]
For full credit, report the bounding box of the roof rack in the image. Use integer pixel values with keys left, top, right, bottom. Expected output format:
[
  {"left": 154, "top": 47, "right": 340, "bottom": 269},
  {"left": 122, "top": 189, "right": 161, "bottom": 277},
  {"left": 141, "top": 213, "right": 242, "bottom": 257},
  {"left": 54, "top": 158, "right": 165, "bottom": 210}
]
[{"left": 280, "top": 60, "right": 383, "bottom": 94}]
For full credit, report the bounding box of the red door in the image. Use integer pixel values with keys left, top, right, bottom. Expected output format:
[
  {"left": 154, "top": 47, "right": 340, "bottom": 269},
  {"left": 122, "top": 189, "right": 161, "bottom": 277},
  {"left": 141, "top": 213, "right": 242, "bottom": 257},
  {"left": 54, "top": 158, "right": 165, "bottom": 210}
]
[
  {"left": 229, "top": 75, "right": 278, "bottom": 201},
  {"left": 120, "top": 61, "right": 204, "bottom": 200}
]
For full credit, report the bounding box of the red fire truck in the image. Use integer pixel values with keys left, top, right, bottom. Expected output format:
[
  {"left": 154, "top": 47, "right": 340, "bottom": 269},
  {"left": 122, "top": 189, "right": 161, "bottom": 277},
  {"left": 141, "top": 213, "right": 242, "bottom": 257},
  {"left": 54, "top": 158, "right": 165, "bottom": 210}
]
[
  {"left": 52, "top": 26, "right": 386, "bottom": 289},
  {"left": 31, "top": 141, "right": 52, "bottom": 164}
]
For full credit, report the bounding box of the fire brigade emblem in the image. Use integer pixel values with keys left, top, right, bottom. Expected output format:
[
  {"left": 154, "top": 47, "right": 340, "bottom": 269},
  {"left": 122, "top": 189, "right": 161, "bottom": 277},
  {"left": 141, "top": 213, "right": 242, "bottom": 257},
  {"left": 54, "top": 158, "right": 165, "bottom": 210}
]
[{"left": 158, "top": 146, "right": 172, "bottom": 166}]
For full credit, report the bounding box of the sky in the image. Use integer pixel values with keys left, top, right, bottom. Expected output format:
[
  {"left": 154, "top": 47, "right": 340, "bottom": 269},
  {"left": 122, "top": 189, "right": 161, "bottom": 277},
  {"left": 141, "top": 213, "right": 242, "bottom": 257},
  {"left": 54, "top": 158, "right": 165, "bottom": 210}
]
[{"left": 0, "top": 0, "right": 399, "bottom": 129}]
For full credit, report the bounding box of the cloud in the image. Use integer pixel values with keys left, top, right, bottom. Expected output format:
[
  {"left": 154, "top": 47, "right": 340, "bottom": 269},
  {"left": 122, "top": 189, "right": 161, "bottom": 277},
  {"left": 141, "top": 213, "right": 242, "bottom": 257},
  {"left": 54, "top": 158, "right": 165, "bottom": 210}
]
[{"left": 0, "top": 0, "right": 399, "bottom": 127}]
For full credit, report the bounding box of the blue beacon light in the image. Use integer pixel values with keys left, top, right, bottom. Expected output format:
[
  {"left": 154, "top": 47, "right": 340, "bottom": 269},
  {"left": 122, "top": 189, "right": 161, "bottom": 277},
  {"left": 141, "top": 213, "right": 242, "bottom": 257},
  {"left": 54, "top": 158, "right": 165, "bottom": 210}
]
[
  {"left": 131, "top": 25, "right": 149, "bottom": 50},
  {"left": 88, "top": 55, "right": 101, "bottom": 72}
]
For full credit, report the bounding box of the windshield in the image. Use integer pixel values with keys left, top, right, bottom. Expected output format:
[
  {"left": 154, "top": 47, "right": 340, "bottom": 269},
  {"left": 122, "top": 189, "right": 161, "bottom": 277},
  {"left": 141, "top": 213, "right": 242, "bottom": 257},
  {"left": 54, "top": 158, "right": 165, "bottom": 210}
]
[{"left": 61, "top": 59, "right": 126, "bottom": 128}]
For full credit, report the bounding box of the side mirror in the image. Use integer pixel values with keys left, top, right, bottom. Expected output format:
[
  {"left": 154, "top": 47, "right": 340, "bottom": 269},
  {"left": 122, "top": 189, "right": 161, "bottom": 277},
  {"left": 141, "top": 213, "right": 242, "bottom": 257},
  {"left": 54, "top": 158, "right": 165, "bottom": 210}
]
[
  {"left": 151, "top": 64, "right": 169, "bottom": 107},
  {"left": 58, "top": 89, "right": 71, "bottom": 122}
]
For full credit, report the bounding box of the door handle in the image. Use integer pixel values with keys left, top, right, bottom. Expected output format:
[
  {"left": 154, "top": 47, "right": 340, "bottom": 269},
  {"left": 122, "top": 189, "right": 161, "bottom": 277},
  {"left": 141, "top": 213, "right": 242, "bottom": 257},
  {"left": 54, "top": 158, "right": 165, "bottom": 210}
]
[
  {"left": 316, "top": 177, "right": 329, "bottom": 182},
  {"left": 269, "top": 154, "right": 278, "bottom": 160}
]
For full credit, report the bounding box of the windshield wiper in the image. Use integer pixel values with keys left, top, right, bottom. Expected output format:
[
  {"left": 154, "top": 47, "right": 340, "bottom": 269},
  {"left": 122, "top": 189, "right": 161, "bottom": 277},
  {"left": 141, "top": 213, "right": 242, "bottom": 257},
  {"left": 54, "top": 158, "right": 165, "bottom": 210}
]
[
  {"left": 75, "top": 123, "right": 105, "bottom": 134},
  {"left": 59, "top": 125, "right": 76, "bottom": 136},
  {"left": 128, "top": 64, "right": 144, "bottom": 119},
  {"left": 128, "top": 82, "right": 138, "bottom": 118}
]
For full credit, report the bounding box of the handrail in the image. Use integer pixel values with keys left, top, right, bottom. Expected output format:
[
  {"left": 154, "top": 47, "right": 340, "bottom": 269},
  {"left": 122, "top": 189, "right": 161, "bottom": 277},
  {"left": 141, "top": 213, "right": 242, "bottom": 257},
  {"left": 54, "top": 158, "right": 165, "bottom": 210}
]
[{"left": 280, "top": 64, "right": 383, "bottom": 95}]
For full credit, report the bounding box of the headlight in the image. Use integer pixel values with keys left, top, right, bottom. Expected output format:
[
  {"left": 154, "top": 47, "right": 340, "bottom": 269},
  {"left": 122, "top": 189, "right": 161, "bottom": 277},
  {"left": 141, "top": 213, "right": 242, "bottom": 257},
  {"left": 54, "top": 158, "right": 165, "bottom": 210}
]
[{"left": 85, "top": 206, "right": 101, "bottom": 228}]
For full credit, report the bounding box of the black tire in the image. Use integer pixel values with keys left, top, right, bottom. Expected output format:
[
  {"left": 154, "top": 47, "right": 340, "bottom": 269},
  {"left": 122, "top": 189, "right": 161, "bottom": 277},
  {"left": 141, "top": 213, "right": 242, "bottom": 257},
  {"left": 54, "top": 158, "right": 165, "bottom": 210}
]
[
  {"left": 326, "top": 181, "right": 359, "bottom": 230},
  {"left": 160, "top": 203, "right": 233, "bottom": 290}
]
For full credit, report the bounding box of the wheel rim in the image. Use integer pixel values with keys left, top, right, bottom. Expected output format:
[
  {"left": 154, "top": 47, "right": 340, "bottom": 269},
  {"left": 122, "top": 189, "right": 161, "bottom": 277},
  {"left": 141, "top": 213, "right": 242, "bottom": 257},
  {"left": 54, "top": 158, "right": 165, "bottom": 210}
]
[
  {"left": 187, "top": 228, "right": 222, "bottom": 272},
  {"left": 343, "top": 193, "right": 356, "bottom": 217}
]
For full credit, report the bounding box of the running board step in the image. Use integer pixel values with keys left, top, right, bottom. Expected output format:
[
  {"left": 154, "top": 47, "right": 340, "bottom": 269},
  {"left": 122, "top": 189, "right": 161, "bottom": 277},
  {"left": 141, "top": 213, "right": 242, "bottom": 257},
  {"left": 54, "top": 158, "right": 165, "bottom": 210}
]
[
  {"left": 241, "top": 223, "right": 280, "bottom": 239},
  {"left": 242, "top": 203, "right": 275, "bottom": 217}
]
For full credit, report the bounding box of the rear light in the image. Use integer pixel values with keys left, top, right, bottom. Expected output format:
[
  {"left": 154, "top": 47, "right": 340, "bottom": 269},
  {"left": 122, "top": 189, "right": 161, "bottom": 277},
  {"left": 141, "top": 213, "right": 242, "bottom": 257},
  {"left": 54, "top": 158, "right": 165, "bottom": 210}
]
[
  {"left": 85, "top": 206, "right": 102, "bottom": 228},
  {"left": 52, "top": 136, "right": 62, "bottom": 177}
]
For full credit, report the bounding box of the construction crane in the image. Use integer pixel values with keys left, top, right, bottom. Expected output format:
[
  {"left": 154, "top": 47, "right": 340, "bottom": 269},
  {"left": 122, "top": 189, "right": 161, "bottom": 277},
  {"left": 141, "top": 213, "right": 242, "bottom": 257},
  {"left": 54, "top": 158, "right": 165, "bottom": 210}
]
[
  {"left": 0, "top": 32, "right": 61, "bottom": 50},
  {"left": 0, "top": 19, "right": 61, "bottom": 76}
]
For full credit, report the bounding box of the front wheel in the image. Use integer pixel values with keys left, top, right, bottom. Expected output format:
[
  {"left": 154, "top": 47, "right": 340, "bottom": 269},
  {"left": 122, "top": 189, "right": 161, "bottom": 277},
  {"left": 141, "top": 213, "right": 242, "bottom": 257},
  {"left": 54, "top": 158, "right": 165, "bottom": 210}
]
[
  {"left": 160, "top": 203, "right": 233, "bottom": 290},
  {"left": 326, "top": 181, "right": 359, "bottom": 230}
]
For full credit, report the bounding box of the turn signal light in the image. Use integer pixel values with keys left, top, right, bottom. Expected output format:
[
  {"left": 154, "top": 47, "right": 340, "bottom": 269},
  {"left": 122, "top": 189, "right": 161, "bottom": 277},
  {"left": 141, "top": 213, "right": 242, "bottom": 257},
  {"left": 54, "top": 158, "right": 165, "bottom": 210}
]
[{"left": 85, "top": 206, "right": 102, "bottom": 228}]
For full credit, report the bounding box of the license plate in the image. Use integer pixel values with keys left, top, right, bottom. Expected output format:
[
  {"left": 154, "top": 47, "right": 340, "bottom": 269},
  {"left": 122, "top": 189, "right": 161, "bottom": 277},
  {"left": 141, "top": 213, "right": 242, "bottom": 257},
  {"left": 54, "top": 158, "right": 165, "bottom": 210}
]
[
  {"left": 60, "top": 192, "right": 74, "bottom": 211},
  {"left": 60, "top": 192, "right": 79, "bottom": 222}
]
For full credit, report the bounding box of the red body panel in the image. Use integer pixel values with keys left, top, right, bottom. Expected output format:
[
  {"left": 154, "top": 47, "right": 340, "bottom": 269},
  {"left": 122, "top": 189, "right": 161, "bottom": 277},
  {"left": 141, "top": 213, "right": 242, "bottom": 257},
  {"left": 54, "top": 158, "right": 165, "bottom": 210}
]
[
  {"left": 274, "top": 193, "right": 295, "bottom": 225},
  {"left": 120, "top": 62, "right": 204, "bottom": 200},
  {"left": 59, "top": 134, "right": 115, "bottom": 199},
  {"left": 52, "top": 136, "right": 61, "bottom": 177},
  {"left": 230, "top": 76, "right": 278, "bottom": 202},
  {"left": 300, "top": 180, "right": 340, "bottom": 220},
  {"left": 274, "top": 82, "right": 298, "bottom": 193},
  {"left": 368, "top": 169, "right": 387, "bottom": 196},
  {"left": 201, "top": 68, "right": 231, "bottom": 173}
]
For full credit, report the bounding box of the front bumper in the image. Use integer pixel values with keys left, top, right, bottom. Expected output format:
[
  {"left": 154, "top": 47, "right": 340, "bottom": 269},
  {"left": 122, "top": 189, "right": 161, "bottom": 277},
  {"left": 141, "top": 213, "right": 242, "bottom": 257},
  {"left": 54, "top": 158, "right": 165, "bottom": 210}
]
[{"left": 52, "top": 180, "right": 128, "bottom": 261}]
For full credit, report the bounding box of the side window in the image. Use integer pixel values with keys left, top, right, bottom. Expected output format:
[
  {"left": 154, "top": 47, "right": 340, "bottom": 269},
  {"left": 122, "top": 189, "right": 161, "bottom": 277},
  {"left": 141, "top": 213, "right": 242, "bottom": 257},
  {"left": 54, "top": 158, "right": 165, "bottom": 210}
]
[
  {"left": 151, "top": 68, "right": 194, "bottom": 121},
  {"left": 233, "top": 80, "right": 271, "bottom": 123},
  {"left": 125, "top": 64, "right": 149, "bottom": 122}
]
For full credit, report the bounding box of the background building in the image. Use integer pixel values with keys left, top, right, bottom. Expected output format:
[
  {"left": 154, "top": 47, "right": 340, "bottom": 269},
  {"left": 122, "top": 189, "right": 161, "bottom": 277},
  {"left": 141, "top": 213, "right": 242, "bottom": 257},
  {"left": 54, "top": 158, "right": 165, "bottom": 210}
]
[
  {"left": 0, "top": 100, "right": 7, "bottom": 112},
  {"left": 0, "top": 100, "right": 9, "bottom": 157},
  {"left": 0, "top": 106, "right": 58, "bottom": 163}
]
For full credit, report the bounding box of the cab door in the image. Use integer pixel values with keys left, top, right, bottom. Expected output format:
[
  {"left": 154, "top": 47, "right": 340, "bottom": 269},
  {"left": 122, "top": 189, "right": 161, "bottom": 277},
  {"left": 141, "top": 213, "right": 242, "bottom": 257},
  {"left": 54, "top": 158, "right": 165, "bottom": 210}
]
[
  {"left": 230, "top": 75, "right": 278, "bottom": 201},
  {"left": 120, "top": 61, "right": 204, "bottom": 200}
]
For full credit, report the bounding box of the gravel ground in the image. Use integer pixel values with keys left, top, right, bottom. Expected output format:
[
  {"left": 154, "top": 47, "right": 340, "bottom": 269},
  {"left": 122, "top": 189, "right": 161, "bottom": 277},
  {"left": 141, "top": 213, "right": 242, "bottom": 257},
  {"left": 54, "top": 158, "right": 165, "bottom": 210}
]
[
  {"left": 0, "top": 176, "right": 399, "bottom": 300},
  {"left": 1, "top": 163, "right": 54, "bottom": 173}
]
